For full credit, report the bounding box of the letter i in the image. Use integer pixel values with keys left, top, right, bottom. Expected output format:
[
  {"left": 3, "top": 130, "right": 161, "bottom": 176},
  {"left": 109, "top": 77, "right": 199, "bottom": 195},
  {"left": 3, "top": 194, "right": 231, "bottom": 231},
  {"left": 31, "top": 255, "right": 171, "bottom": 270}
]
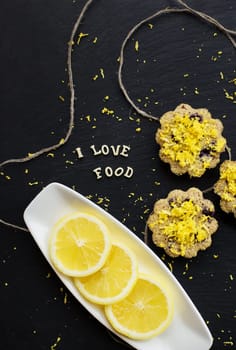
[{"left": 76, "top": 147, "right": 84, "bottom": 159}]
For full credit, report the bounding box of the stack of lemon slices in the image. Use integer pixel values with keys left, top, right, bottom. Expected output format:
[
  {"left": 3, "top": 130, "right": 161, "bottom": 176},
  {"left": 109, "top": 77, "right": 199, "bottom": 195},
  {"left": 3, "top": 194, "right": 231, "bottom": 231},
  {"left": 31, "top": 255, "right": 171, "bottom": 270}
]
[{"left": 49, "top": 212, "right": 174, "bottom": 340}]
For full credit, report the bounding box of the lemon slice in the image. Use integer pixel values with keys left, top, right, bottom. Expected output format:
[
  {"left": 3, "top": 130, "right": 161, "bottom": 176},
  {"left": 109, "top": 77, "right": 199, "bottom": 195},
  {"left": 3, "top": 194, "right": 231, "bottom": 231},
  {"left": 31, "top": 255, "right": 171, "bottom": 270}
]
[
  {"left": 74, "top": 243, "right": 138, "bottom": 305},
  {"left": 49, "top": 212, "right": 111, "bottom": 277},
  {"left": 105, "top": 274, "right": 174, "bottom": 340}
]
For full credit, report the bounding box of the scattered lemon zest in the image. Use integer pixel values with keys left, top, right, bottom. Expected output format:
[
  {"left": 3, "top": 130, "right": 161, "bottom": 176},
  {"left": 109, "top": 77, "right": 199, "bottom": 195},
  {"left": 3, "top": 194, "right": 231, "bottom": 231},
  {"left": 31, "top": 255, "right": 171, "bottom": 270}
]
[
  {"left": 101, "top": 107, "right": 114, "bottom": 115},
  {"left": 77, "top": 32, "right": 89, "bottom": 45},
  {"left": 223, "top": 341, "right": 234, "bottom": 346},
  {"left": 167, "top": 262, "right": 173, "bottom": 272},
  {"left": 58, "top": 95, "right": 65, "bottom": 102},
  {"left": 28, "top": 181, "right": 39, "bottom": 186},
  {"left": 92, "top": 74, "right": 99, "bottom": 81},
  {"left": 229, "top": 77, "right": 236, "bottom": 85},
  {"left": 220, "top": 71, "right": 224, "bottom": 80},
  {"left": 50, "top": 336, "right": 61, "bottom": 350},
  {"left": 100, "top": 68, "right": 105, "bottom": 79},
  {"left": 65, "top": 160, "right": 74, "bottom": 165},
  {"left": 224, "top": 89, "right": 234, "bottom": 101},
  {"left": 96, "top": 197, "right": 104, "bottom": 205},
  {"left": 64, "top": 293, "right": 68, "bottom": 304},
  {"left": 47, "top": 153, "right": 55, "bottom": 158}
]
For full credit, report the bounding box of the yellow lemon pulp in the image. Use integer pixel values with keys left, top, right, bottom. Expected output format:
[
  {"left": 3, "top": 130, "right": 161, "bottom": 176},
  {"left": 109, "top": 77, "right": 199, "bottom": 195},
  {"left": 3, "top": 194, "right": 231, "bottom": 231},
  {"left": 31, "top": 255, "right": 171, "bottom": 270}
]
[
  {"left": 49, "top": 213, "right": 111, "bottom": 277},
  {"left": 74, "top": 243, "right": 138, "bottom": 305},
  {"left": 105, "top": 274, "right": 174, "bottom": 340}
]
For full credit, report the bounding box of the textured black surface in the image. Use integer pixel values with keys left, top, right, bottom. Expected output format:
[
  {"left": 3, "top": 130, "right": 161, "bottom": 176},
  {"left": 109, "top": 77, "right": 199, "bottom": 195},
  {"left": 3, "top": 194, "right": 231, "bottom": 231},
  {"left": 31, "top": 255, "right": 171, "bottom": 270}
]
[{"left": 0, "top": 1, "right": 235, "bottom": 349}]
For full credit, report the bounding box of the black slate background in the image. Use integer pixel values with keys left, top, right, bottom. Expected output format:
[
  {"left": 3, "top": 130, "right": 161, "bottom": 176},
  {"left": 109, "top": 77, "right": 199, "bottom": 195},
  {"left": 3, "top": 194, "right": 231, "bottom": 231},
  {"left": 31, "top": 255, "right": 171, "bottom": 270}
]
[{"left": 0, "top": 1, "right": 235, "bottom": 349}]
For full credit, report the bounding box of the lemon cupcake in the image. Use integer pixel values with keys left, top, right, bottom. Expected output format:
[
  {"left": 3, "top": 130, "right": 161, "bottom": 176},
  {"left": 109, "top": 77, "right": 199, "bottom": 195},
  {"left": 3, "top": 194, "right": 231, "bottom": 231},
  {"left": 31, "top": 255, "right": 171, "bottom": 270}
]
[
  {"left": 156, "top": 104, "right": 226, "bottom": 177},
  {"left": 214, "top": 160, "right": 236, "bottom": 218},
  {"left": 147, "top": 187, "right": 218, "bottom": 258}
]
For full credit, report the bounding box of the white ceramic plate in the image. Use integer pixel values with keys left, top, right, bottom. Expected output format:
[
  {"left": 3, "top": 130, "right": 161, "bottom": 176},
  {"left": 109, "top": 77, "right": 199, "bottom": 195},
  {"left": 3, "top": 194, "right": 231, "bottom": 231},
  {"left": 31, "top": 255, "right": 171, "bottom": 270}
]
[{"left": 23, "top": 182, "right": 213, "bottom": 350}]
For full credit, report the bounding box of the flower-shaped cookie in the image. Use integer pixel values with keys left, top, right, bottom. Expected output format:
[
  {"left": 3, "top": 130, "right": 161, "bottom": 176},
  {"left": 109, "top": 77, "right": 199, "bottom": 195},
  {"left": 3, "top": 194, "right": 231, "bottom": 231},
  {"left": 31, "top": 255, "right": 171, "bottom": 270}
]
[
  {"left": 214, "top": 160, "right": 236, "bottom": 218},
  {"left": 147, "top": 187, "right": 218, "bottom": 258},
  {"left": 156, "top": 104, "right": 226, "bottom": 177}
]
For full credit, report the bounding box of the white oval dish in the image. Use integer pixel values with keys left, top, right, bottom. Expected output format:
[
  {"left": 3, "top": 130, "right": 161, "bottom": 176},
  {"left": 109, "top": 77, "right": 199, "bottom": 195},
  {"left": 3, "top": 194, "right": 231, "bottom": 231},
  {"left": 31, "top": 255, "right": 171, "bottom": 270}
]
[{"left": 23, "top": 182, "right": 213, "bottom": 350}]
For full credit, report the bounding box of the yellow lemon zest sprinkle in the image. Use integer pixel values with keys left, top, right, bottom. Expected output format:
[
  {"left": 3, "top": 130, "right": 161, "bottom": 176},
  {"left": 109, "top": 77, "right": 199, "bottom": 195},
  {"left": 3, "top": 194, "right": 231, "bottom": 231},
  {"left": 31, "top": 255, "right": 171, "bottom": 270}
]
[
  {"left": 101, "top": 107, "right": 114, "bottom": 115},
  {"left": 50, "top": 337, "right": 61, "bottom": 350},
  {"left": 77, "top": 32, "right": 88, "bottom": 45},
  {"left": 58, "top": 95, "right": 65, "bottom": 102},
  {"left": 92, "top": 74, "right": 99, "bottom": 81},
  {"left": 100, "top": 68, "right": 105, "bottom": 78}
]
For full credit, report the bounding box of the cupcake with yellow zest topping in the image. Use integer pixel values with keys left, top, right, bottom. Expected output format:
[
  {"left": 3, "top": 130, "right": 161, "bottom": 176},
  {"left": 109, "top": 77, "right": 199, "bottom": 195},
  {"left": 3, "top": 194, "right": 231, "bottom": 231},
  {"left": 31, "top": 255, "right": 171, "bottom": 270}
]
[
  {"left": 214, "top": 160, "right": 236, "bottom": 218},
  {"left": 156, "top": 104, "right": 226, "bottom": 177},
  {"left": 147, "top": 188, "right": 218, "bottom": 258}
]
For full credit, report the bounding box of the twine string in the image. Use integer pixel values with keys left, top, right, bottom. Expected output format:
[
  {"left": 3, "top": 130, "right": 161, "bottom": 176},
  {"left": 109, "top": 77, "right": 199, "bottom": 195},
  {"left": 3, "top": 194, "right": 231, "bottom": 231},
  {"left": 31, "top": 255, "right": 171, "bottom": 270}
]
[
  {"left": 0, "top": 0, "right": 93, "bottom": 232},
  {"left": 118, "top": 1, "right": 236, "bottom": 122},
  {"left": 0, "top": 0, "right": 93, "bottom": 169},
  {"left": 178, "top": 0, "right": 236, "bottom": 37},
  {"left": 0, "top": 219, "right": 29, "bottom": 232}
]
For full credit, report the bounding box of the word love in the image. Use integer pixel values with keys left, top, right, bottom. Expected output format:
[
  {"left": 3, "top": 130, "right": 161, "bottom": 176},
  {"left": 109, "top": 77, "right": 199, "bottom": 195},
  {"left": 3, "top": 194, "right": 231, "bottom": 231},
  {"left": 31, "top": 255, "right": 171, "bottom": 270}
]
[
  {"left": 90, "top": 144, "right": 130, "bottom": 157},
  {"left": 76, "top": 144, "right": 134, "bottom": 180},
  {"left": 76, "top": 144, "right": 131, "bottom": 158}
]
